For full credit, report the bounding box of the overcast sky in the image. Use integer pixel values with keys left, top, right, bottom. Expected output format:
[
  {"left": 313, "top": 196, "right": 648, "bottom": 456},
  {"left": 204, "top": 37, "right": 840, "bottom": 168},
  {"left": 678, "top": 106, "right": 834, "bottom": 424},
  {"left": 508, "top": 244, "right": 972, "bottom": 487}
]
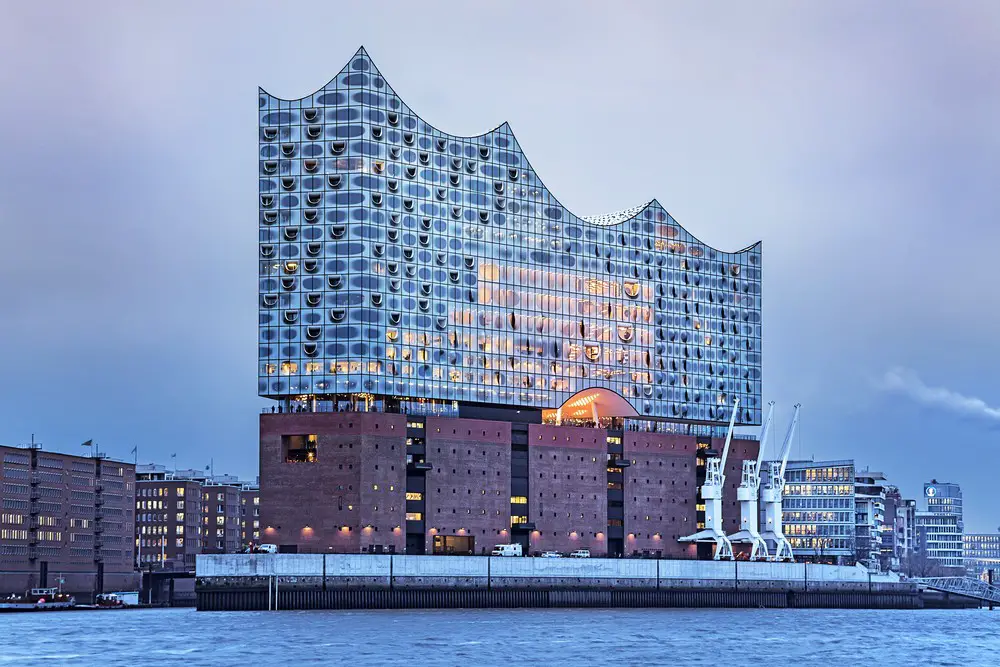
[{"left": 1, "top": 2, "right": 998, "bottom": 530}]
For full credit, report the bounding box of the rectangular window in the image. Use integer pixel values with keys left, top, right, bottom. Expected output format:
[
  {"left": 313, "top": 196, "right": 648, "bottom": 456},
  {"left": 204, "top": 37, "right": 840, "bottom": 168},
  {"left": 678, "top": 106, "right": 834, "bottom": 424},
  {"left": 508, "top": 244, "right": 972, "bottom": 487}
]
[
  {"left": 282, "top": 434, "right": 318, "bottom": 463},
  {"left": 405, "top": 512, "right": 422, "bottom": 521},
  {"left": 405, "top": 492, "right": 423, "bottom": 501}
]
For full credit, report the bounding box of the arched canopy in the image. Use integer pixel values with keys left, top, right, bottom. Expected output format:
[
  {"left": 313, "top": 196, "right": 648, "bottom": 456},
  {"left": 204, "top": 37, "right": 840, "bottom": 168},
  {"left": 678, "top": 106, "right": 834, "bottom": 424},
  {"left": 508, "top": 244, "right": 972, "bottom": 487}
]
[{"left": 544, "top": 388, "right": 640, "bottom": 424}]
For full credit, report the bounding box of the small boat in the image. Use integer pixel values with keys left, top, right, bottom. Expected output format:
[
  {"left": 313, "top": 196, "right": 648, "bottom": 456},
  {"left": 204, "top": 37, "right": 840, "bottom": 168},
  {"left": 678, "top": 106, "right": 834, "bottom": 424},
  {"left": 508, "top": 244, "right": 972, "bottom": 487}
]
[
  {"left": 96, "top": 591, "right": 139, "bottom": 608},
  {"left": 0, "top": 587, "right": 76, "bottom": 612}
]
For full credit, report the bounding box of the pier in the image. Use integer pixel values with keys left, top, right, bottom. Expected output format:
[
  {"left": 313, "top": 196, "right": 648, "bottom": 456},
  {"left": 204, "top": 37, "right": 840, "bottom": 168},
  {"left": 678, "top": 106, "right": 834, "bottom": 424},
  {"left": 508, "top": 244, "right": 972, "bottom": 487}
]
[{"left": 196, "top": 555, "right": 937, "bottom": 611}]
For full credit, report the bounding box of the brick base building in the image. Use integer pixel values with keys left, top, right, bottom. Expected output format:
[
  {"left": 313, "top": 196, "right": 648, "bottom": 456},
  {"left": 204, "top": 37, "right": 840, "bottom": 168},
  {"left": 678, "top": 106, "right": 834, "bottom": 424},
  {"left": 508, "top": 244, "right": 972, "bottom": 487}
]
[
  {"left": 260, "top": 411, "right": 758, "bottom": 559},
  {"left": 1, "top": 445, "right": 139, "bottom": 600}
]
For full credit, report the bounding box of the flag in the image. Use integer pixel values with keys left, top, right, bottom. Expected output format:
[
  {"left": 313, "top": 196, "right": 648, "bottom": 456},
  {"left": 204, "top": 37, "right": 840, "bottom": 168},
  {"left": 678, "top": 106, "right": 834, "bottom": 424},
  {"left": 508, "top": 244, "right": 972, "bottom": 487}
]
[
  {"left": 130, "top": 446, "right": 137, "bottom": 456},
  {"left": 171, "top": 453, "right": 176, "bottom": 459},
  {"left": 81, "top": 440, "right": 93, "bottom": 448}
]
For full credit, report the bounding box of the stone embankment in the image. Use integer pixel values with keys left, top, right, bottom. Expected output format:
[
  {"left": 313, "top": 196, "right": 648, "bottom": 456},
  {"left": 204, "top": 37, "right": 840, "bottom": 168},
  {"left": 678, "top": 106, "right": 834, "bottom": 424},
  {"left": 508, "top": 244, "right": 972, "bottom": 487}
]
[{"left": 197, "top": 554, "right": 928, "bottom": 610}]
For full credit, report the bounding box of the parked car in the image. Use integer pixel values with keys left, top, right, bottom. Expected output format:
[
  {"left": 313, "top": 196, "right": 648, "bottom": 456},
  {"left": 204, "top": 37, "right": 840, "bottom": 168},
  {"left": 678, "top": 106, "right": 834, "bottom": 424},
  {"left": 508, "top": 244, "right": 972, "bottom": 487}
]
[
  {"left": 255, "top": 543, "right": 279, "bottom": 554},
  {"left": 540, "top": 551, "right": 563, "bottom": 558},
  {"left": 569, "top": 549, "right": 591, "bottom": 558},
  {"left": 491, "top": 543, "right": 522, "bottom": 557}
]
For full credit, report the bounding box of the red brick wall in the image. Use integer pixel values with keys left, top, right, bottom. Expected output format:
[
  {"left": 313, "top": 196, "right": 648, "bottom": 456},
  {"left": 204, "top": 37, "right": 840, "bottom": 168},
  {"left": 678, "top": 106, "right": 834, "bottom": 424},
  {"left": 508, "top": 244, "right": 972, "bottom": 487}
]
[
  {"left": 718, "top": 436, "right": 760, "bottom": 556},
  {"left": 357, "top": 430, "right": 407, "bottom": 553},
  {"left": 620, "top": 434, "right": 759, "bottom": 558},
  {"left": 424, "top": 417, "right": 511, "bottom": 555},
  {"left": 527, "top": 424, "right": 607, "bottom": 556},
  {"left": 0, "top": 446, "right": 135, "bottom": 592},
  {"left": 623, "top": 432, "right": 698, "bottom": 558},
  {"left": 259, "top": 414, "right": 761, "bottom": 559},
  {"left": 259, "top": 412, "right": 406, "bottom": 553}
]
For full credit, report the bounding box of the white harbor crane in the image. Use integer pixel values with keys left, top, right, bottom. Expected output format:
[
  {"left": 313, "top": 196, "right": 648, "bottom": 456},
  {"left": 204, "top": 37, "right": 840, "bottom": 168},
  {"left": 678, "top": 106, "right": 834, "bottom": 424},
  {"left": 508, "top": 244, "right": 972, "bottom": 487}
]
[
  {"left": 679, "top": 398, "right": 740, "bottom": 560},
  {"left": 759, "top": 403, "right": 801, "bottom": 562},
  {"left": 727, "top": 400, "right": 776, "bottom": 561}
]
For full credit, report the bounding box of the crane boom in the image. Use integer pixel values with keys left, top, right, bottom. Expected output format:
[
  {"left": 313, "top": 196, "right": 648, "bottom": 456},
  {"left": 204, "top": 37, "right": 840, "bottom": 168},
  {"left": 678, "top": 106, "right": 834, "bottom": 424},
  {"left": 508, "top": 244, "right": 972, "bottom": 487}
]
[
  {"left": 755, "top": 401, "right": 776, "bottom": 468},
  {"left": 718, "top": 397, "right": 740, "bottom": 467},
  {"left": 760, "top": 403, "right": 801, "bottom": 562},
  {"left": 777, "top": 403, "right": 801, "bottom": 479}
]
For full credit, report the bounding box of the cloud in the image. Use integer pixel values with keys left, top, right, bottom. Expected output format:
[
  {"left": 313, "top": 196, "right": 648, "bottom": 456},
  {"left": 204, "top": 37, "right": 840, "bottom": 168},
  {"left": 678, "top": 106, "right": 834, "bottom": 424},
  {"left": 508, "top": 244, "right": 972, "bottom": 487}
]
[{"left": 879, "top": 367, "right": 1000, "bottom": 421}]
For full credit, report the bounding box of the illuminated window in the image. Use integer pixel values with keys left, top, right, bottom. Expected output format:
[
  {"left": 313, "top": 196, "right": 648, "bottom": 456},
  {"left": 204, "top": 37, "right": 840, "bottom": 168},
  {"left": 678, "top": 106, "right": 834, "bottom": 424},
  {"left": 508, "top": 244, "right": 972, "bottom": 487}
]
[
  {"left": 405, "top": 492, "right": 423, "bottom": 501},
  {"left": 405, "top": 512, "right": 422, "bottom": 521}
]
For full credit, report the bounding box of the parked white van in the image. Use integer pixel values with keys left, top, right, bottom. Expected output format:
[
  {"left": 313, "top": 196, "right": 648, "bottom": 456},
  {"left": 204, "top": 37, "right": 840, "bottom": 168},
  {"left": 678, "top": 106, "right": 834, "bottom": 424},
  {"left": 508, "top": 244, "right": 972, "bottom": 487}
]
[
  {"left": 569, "top": 549, "right": 591, "bottom": 558},
  {"left": 256, "top": 544, "right": 279, "bottom": 554},
  {"left": 490, "top": 543, "right": 522, "bottom": 557}
]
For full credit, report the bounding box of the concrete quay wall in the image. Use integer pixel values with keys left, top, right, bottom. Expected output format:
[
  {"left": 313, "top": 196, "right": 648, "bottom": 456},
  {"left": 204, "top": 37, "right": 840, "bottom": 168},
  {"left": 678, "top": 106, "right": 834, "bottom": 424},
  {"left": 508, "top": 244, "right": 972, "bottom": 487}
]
[{"left": 197, "top": 554, "right": 912, "bottom": 598}]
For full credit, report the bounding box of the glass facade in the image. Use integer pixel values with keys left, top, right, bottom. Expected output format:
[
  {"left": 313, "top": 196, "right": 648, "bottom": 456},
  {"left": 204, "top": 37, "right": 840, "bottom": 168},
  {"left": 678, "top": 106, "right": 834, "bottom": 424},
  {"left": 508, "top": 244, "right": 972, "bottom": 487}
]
[
  {"left": 918, "top": 481, "right": 963, "bottom": 568},
  {"left": 258, "top": 48, "right": 762, "bottom": 424},
  {"left": 781, "top": 460, "right": 856, "bottom": 561},
  {"left": 964, "top": 534, "right": 1000, "bottom": 578}
]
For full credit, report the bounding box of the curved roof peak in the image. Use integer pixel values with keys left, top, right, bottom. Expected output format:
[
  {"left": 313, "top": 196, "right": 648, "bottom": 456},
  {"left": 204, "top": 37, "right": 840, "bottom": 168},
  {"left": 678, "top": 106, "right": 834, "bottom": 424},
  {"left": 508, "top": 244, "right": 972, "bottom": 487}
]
[
  {"left": 581, "top": 202, "right": 654, "bottom": 226},
  {"left": 259, "top": 48, "right": 760, "bottom": 255}
]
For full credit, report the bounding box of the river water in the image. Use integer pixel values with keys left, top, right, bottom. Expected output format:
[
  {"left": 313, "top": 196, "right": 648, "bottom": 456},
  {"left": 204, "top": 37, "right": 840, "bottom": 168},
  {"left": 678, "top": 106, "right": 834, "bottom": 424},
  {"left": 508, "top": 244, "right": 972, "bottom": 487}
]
[{"left": 1, "top": 607, "right": 996, "bottom": 666}]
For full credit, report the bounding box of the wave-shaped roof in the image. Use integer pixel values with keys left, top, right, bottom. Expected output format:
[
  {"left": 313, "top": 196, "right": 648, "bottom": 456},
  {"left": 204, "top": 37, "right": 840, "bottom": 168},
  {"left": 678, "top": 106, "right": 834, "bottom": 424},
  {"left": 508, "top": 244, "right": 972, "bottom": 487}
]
[{"left": 259, "top": 46, "right": 760, "bottom": 256}]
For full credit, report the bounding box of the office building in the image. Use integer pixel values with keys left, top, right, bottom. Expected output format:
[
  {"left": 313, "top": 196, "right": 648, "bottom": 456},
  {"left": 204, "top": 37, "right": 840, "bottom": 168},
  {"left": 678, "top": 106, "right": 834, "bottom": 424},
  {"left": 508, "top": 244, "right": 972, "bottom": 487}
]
[
  {"left": 964, "top": 533, "right": 1000, "bottom": 578},
  {"left": 135, "top": 465, "right": 203, "bottom": 569},
  {"left": 780, "top": 460, "right": 856, "bottom": 563},
  {"left": 135, "top": 464, "right": 254, "bottom": 568},
  {"left": 898, "top": 497, "right": 917, "bottom": 558},
  {"left": 200, "top": 483, "right": 241, "bottom": 554},
  {"left": 916, "top": 481, "right": 963, "bottom": 570},
  {"left": 256, "top": 48, "right": 763, "bottom": 556},
  {"left": 0, "top": 443, "right": 138, "bottom": 598},
  {"left": 925, "top": 480, "right": 963, "bottom": 522},
  {"left": 854, "top": 470, "right": 887, "bottom": 570},
  {"left": 240, "top": 484, "right": 260, "bottom": 547},
  {"left": 881, "top": 486, "right": 916, "bottom": 571}
]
